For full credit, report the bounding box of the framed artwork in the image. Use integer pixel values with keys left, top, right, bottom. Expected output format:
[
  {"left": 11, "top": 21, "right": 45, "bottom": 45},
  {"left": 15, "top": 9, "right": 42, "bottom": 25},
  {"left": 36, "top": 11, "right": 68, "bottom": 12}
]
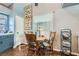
[{"left": 24, "top": 4, "right": 32, "bottom": 33}]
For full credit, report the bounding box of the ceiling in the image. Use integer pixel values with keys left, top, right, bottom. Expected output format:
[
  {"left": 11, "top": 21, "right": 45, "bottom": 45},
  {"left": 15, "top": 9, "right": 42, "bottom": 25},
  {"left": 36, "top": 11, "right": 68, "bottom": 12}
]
[
  {"left": 0, "top": 3, "right": 29, "bottom": 17},
  {"left": 1, "top": 3, "right": 79, "bottom": 18},
  {"left": 14, "top": 3, "right": 79, "bottom": 18},
  {"left": 0, "top": 3, "right": 13, "bottom": 8},
  {"left": 32, "top": 3, "right": 62, "bottom": 16},
  {"left": 63, "top": 4, "right": 79, "bottom": 18},
  {"left": 33, "top": 3, "right": 79, "bottom": 18},
  {"left": 62, "top": 3, "right": 79, "bottom": 8}
]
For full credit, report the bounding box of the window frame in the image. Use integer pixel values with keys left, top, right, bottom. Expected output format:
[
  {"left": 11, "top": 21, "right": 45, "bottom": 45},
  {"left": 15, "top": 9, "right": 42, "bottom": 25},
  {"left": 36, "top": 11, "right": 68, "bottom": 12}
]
[{"left": 0, "top": 13, "right": 9, "bottom": 33}]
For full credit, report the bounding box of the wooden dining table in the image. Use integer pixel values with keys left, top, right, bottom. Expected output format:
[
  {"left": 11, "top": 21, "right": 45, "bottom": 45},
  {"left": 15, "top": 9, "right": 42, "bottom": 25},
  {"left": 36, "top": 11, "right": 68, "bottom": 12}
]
[
  {"left": 36, "top": 35, "right": 49, "bottom": 44},
  {"left": 37, "top": 36, "right": 47, "bottom": 40},
  {"left": 36, "top": 35, "right": 50, "bottom": 55}
]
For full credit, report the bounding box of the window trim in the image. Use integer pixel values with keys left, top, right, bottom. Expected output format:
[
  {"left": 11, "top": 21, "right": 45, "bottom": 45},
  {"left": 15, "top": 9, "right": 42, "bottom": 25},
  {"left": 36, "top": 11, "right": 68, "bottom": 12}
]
[{"left": 0, "top": 13, "right": 9, "bottom": 33}]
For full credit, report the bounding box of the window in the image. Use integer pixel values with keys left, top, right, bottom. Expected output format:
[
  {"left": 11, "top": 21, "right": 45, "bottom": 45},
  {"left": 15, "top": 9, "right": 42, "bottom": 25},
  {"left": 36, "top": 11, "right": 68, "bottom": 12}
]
[
  {"left": 33, "top": 13, "right": 53, "bottom": 32},
  {"left": 33, "top": 12, "right": 53, "bottom": 37},
  {"left": 0, "top": 13, "right": 9, "bottom": 33}
]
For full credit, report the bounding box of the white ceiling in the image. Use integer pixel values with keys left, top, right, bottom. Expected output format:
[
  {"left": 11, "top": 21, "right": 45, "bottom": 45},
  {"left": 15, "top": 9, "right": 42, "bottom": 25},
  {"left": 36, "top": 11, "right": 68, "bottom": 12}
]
[
  {"left": 0, "top": 3, "right": 29, "bottom": 17},
  {"left": 15, "top": 3, "right": 79, "bottom": 18},
  {"left": 33, "top": 3, "right": 79, "bottom": 18},
  {"left": 14, "top": 3, "right": 62, "bottom": 17},
  {"left": 2, "top": 3, "right": 12, "bottom": 7},
  {"left": 63, "top": 4, "right": 79, "bottom": 18},
  {"left": 1, "top": 3, "right": 79, "bottom": 19},
  {"left": 0, "top": 3, "right": 12, "bottom": 8},
  {"left": 32, "top": 3, "right": 62, "bottom": 16}
]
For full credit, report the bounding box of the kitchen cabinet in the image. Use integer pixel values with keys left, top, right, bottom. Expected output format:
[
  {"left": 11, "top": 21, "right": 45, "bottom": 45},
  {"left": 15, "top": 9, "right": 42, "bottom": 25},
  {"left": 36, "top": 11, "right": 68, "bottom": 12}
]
[{"left": 0, "top": 34, "right": 14, "bottom": 52}]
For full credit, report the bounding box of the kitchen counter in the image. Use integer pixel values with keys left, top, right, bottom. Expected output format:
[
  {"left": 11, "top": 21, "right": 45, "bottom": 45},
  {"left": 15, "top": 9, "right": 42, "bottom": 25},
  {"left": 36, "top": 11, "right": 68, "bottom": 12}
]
[{"left": 0, "top": 33, "right": 14, "bottom": 36}]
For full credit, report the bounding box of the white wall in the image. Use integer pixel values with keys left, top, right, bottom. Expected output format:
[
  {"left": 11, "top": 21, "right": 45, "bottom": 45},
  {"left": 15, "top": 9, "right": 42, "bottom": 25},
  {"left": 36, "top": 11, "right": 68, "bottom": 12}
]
[
  {"left": 9, "top": 12, "right": 15, "bottom": 33},
  {"left": 53, "top": 9, "right": 79, "bottom": 53}
]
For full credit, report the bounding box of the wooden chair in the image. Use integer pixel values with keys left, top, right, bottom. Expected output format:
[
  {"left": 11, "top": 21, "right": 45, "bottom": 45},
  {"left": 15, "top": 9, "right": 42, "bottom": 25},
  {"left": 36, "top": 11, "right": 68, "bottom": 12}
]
[
  {"left": 24, "top": 33, "right": 39, "bottom": 56},
  {"left": 45, "top": 32, "right": 56, "bottom": 55}
]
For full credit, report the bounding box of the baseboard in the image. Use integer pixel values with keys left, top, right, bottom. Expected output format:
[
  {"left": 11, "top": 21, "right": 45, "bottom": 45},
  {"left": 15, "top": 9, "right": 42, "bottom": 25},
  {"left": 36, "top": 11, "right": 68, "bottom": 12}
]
[
  {"left": 53, "top": 48, "right": 61, "bottom": 52},
  {"left": 53, "top": 48, "right": 79, "bottom": 56},
  {"left": 13, "top": 42, "right": 28, "bottom": 48},
  {"left": 13, "top": 43, "right": 22, "bottom": 48},
  {"left": 71, "top": 52, "right": 79, "bottom": 56}
]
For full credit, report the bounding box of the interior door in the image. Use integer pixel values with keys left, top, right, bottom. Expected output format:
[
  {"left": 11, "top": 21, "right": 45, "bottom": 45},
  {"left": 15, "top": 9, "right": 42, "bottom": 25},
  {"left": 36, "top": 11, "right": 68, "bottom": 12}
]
[{"left": 14, "top": 16, "right": 24, "bottom": 48}]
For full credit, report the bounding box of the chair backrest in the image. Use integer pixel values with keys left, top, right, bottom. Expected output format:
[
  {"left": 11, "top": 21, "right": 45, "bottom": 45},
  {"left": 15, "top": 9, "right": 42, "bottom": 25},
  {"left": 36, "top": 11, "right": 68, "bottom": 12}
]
[
  {"left": 24, "top": 33, "right": 39, "bottom": 49},
  {"left": 49, "top": 32, "right": 56, "bottom": 45},
  {"left": 25, "top": 33, "right": 36, "bottom": 43}
]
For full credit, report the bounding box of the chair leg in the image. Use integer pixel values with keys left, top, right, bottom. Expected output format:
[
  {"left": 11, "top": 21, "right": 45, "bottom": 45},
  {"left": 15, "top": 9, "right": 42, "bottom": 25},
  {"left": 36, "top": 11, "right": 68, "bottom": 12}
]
[
  {"left": 34, "top": 51, "right": 37, "bottom": 56},
  {"left": 45, "top": 49, "right": 47, "bottom": 56}
]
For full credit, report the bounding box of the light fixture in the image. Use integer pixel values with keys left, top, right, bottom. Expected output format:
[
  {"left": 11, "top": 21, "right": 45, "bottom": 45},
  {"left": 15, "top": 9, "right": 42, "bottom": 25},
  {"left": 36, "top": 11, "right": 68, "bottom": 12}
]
[{"left": 35, "top": 3, "right": 38, "bottom": 6}]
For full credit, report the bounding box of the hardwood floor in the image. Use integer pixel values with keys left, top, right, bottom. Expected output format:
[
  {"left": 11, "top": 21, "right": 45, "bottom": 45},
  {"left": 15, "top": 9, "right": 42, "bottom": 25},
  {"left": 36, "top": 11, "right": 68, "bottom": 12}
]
[
  {"left": 0, "top": 45, "right": 28, "bottom": 56},
  {"left": 0, "top": 44, "right": 74, "bottom": 56}
]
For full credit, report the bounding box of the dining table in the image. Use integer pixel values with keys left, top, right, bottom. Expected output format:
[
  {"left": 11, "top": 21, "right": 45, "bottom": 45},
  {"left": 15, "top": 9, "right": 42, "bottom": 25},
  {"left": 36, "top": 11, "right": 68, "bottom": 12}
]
[{"left": 36, "top": 35, "right": 50, "bottom": 55}]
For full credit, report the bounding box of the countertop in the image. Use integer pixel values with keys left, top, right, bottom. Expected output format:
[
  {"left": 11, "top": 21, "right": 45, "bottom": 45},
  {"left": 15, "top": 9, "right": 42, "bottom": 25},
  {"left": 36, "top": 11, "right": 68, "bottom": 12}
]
[{"left": 0, "top": 33, "right": 14, "bottom": 36}]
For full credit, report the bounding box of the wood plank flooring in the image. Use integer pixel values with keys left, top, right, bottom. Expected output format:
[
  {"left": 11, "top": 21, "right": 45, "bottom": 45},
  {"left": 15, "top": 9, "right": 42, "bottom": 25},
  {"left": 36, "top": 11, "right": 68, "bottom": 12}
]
[{"left": 0, "top": 44, "right": 73, "bottom": 56}]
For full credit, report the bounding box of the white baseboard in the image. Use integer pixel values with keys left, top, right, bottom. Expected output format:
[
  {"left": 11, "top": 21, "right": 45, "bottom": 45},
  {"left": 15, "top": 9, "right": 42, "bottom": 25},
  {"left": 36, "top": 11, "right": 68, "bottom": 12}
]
[
  {"left": 13, "top": 42, "right": 28, "bottom": 48},
  {"left": 53, "top": 48, "right": 79, "bottom": 56},
  {"left": 13, "top": 43, "right": 22, "bottom": 48},
  {"left": 71, "top": 52, "right": 79, "bottom": 56}
]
